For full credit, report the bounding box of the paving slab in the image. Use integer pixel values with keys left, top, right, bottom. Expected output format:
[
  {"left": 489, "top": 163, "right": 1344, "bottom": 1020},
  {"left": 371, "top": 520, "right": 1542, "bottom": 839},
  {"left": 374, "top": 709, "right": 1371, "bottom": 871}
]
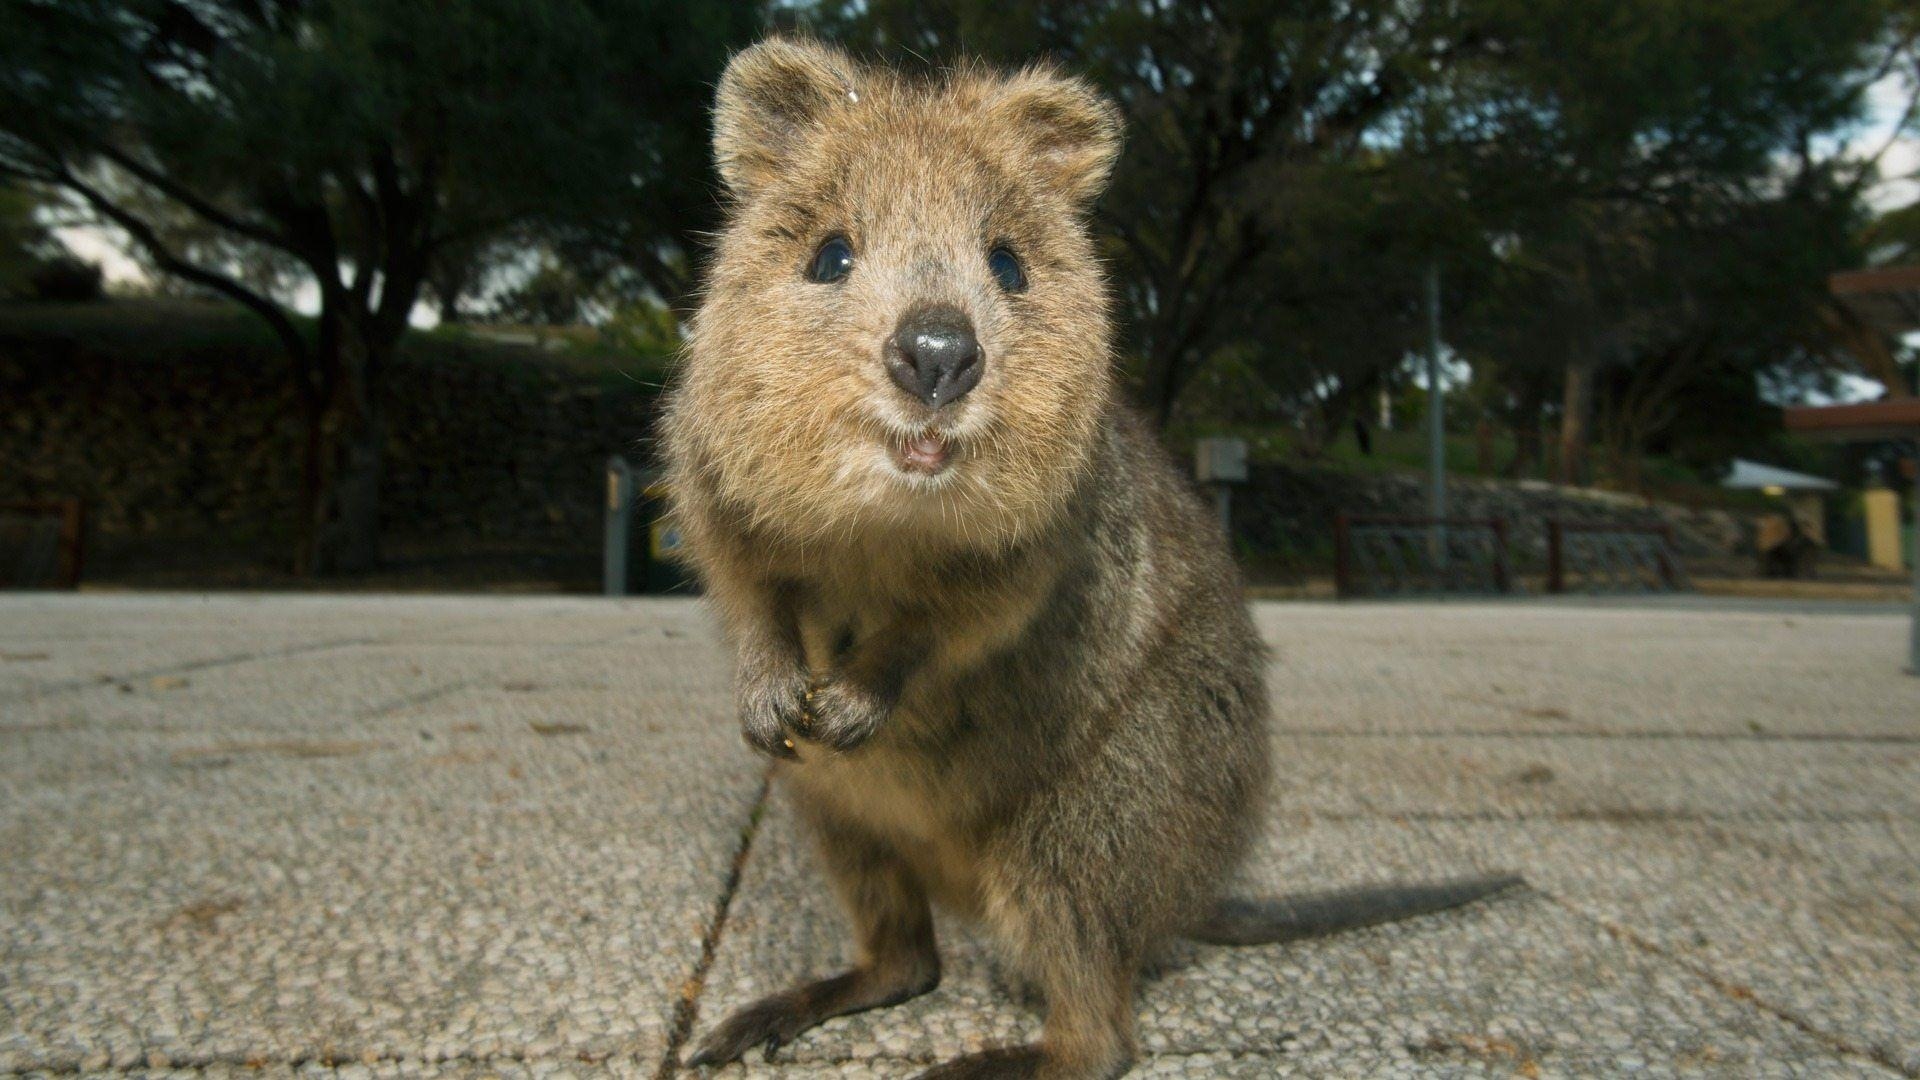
[
  {"left": 0, "top": 595, "right": 492, "bottom": 699},
  {"left": 693, "top": 798, "right": 1896, "bottom": 1078},
  {"left": 1258, "top": 602, "right": 1920, "bottom": 738},
  {"left": 8, "top": 1066, "right": 657, "bottom": 1080},
  {"left": 0, "top": 594, "right": 715, "bottom": 698},
  {"left": 1, "top": 596, "right": 761, "bottom": 1075},
  {"left": 3, "top": 595, "right": 1917, "bottom": 1079},
  {"left": 1264, "top": 733, "right": 1920, "bottom": 822},
  {"left": 1431, "top": 818, "right": 1920, "bottom": 1075}
]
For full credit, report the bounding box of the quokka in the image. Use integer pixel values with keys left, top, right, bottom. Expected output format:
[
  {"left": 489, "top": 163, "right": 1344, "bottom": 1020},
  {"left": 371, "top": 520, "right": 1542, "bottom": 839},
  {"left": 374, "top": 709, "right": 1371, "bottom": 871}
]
[{"left": 662, "top": 38, "right": 1520, "bottom": 1079}]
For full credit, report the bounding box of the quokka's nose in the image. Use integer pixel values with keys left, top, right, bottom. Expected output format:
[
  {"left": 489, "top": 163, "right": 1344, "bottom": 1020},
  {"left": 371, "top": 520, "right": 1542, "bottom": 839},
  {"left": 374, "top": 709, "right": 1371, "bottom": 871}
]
[{"left": 887, "top": 306, "right": 982, "bottom": 408}]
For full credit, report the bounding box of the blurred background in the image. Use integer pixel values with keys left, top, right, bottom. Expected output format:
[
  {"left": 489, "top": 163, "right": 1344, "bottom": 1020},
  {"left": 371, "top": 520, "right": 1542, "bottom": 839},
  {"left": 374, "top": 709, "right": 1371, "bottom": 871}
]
[{"left": 2, "top": 0, "right": 1916, "bottom": 601}]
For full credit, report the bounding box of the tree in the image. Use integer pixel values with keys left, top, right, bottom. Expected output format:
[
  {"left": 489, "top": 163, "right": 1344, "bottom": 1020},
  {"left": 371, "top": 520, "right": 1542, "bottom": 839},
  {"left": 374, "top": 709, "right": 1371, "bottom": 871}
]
[
  {"left": 1839, "top": 199, "right": 1920, "bottom": 398},
  {"left": 800, "top": 0, "right": 1900, "bottom": 436},
  {"left": 0, "top": 182, "right": 104, "bottom": 301},
  {"left": 489, "top": 255, "right": 597, "bottom": 329},
  {"left": 0, "top": 0, "right": 758, "bottom": 572},
  {"left": 1455, "top": 143, "right": 1872, "bottom": 489},
  {"left": 805, "top": 0, "right": 1493, "bottom": 425},
  {"left": 1459, "top": 0, "right": 1900, "bottom": 483},
  {"left": 0, "top": 183, "right": 55, "bottom": 297}
]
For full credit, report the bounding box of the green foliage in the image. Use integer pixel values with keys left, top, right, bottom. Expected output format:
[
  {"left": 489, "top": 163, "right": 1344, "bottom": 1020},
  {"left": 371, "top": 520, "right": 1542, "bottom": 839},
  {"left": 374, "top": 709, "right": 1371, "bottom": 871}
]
[
  {"left": 0, "top": 184, "right": 46, "bottom": 296},
  {"left": 0, "top": 0, "right": 758, "bottom": 314},
  {"left": 596, "top": 299, "right": 683, "bottom": 373},
  {"left": 799, "top": 0, "right": 1899, "bottom": 455},
  {"left": 1864, "top": 202, "right": 1920, "bottom": 265},
  {"left": 23, "top": 256, "right": 104, "bottom": 301},
  {"left": 2, "top": 0, "right": 1909, "bottom": 546},
  {"left": 0, "top": 297, "right": 662, "bottom": 386},
  {"left": 490, "top": 260, "right": 597, "bottom": 329},
  {"left": 0, "top": 182, "right": 101, "bottom": 301},
  {"left": 0, "top": 0, "right": 761, "bottom": 570}
]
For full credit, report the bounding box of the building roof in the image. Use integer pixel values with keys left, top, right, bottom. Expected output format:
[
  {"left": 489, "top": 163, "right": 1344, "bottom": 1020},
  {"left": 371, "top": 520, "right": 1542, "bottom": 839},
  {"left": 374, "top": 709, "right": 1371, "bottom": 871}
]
[
  {"left": 1722, "top": 458, "right": 1839, "bottom": 492},
  {"left": 1831, "top": 265, "right": 1920, "bottom": 332},
  {"left": 1784, "top": 399, "right": 1920, "bottom": 442}
]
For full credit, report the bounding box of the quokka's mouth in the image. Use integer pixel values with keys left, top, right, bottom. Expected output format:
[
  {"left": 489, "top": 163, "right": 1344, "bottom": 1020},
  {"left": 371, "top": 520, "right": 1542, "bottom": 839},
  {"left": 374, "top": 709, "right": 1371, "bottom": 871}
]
[{"left": 895, "top": 431, "right": 952, "bottom": 475}]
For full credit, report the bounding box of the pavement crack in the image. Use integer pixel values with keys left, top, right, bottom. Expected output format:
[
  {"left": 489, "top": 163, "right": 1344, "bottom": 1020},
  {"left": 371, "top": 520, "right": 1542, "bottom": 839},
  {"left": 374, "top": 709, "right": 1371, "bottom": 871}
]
[
  {"left": 1275, "top": 728, "right": 1920, "bottom": 745},
  {"left": 355, "top": 678, "right": 475, "bottom": 719},
  {"left": 1302, "top": 809, "right": 1909, "bottom": 825},
  {"left": 654, "top": 767, "right": 774, "bottom": 1080},
  {"left": 16, "top": 1049, "right": 543, "bottom": 1075},
  {"left": 1533, "top": 887, "right": 1918, "bottom": 1077},
  {"left": 1, "top": 635, "right": 377, "bottom": 702}
]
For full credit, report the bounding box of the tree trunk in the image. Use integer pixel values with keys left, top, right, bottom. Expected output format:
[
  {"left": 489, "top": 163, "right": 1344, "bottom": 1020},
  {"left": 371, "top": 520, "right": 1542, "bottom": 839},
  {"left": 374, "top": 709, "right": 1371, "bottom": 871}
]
[
  {"left": 1142, "top": 344, "right": 1183, "bottom": 429},
  {"left": 1508, "top": 422, "right": 1542, "bottom": 478},
  {"left": 296, "top": 317, "right": 385, "bottom": 575},
  {"left": 1503, "top": 376, "right": 1547, "bottom": 478},
  {"left": 1556, "top": 356, "right": 1595, "bottom": 487}
]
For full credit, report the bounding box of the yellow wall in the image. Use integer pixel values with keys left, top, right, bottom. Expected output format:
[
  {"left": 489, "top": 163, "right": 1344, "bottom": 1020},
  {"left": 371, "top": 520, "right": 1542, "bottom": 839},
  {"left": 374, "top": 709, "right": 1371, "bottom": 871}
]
[{"left": 1865, "top": 488, "right": 1907, "bottom": 570}]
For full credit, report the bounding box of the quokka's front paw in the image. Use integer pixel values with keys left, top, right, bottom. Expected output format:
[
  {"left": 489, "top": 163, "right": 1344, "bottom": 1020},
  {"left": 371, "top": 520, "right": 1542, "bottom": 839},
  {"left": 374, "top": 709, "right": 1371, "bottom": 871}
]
[
  {"left": 803, "top": 677, "right": 891, "bottom": 752},
  {"left": 737, "top": 667, "right": 811, "bottom": 759}
]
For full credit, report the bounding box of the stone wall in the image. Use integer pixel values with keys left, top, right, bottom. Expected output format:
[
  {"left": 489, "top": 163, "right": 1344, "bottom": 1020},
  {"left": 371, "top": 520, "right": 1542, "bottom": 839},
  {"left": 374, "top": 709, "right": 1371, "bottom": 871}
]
[
  {"left": 1233, "top": 462, "right": 1755, "bottom": 569},
  {"left": 4, "top": 314, "right": 1753, "bottom": 578},
  {"left": 2, "top": 328, "right": 659, "bottom": 551}
]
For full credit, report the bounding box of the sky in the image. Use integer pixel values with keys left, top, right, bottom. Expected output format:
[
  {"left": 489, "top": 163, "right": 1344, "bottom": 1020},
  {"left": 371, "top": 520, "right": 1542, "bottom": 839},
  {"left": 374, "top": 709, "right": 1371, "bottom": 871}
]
[{"left": 1864, "top": 71, "right": 1920, "bottom": 213}]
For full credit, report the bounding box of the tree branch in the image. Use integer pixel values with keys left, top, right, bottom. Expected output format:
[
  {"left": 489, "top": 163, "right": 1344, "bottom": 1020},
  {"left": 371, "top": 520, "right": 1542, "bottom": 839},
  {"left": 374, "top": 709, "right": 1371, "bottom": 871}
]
[
  {"left": 51, "top": 159, "right": 317, "bottom": 402},
  {"left": 94, "top": 144, "right": 292, "bottom": 251}
]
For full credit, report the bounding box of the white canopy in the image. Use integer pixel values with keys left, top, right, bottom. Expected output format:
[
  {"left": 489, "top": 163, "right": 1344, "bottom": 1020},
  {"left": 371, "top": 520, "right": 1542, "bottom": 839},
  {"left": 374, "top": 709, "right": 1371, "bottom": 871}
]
[{"left": 1722, "top": 458, "right": 1838, "bottom": 492}]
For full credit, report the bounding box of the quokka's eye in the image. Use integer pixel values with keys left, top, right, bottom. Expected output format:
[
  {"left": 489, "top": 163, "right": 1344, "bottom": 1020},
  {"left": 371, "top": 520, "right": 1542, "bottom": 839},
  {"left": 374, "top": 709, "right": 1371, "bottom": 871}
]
[
  {"left": 807, "top": 236, "right": 855, "bottom": 284},
  {"left": 987, "top": 245, "right": 1027, "bottom": 293}
]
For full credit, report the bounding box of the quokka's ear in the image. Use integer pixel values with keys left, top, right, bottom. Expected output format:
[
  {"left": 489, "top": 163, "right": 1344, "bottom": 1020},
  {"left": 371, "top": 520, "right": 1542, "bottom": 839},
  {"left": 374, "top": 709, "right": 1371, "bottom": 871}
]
[
  {"left": 713, "top": 38, "right": 862, "bottom": 198},
  {"left": 988, "top": 69, "right": 1124, "bottom": 207}
]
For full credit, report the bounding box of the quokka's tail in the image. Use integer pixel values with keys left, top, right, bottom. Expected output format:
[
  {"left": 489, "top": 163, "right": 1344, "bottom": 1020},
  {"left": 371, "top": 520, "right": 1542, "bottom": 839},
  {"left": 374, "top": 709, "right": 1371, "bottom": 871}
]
[{"left": 1190, "top": 874, "right": 1527, "bottom": 946}]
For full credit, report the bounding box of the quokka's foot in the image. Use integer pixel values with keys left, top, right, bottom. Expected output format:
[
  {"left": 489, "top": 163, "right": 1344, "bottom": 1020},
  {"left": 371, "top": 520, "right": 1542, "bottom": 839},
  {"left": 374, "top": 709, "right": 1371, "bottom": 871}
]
[
  {"left": 911, "top": 1046, "right": 1046, "bottom": 1079},
  {"left": 803, "top": 676, "right": 893, "bottom": 751},
  {"left": 912, "top": 1044, "right": 1132, "bottom": 1079},
  {"left": 685, "top": 991, "right": 818, "bottom": 1066},
  {"left": 685, "top": 965, "right": 939, "bottom": 1068},
  {"left": 737, "top": 666, "right": 812, "bottom": 760}
]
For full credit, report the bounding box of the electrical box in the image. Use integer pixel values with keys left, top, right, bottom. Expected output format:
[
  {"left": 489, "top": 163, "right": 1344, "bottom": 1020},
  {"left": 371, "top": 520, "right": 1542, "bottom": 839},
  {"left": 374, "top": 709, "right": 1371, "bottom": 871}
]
[{"left": 1194, "top": 437, "right": 1249, "bottom": 484}]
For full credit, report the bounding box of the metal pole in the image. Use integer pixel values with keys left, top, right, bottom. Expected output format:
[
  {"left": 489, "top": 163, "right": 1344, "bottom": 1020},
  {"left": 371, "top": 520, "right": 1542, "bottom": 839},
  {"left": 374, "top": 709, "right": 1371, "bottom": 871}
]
[
  {"left": 1909, "top": 442, "right": 1918, "bottom": 676},
  {"left": 1427, "top": 259, "right": 1446, "bottom": 569},
  {"left": 604, "top": 455, "right": 633, "bottom": 598},
  {"left": 1214, "top": 484, "right": 1232, "bottom": 541},
  {"left": 1334, "top": 512, "right": 1353, "bottom": 599}
]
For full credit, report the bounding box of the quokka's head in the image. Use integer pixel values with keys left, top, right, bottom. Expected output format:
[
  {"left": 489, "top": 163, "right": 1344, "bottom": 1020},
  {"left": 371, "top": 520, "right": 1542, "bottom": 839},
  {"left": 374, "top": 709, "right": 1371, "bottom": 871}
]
[{"left": 671, "top": 38, "right": 1122, "bottom": 550}]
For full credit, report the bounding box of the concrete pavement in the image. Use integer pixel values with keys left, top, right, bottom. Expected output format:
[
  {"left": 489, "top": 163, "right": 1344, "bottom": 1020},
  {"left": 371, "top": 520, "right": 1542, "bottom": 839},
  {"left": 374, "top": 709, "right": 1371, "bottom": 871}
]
[{"left": 2, "top": 594, "right": 1916, "bottom": 1078}]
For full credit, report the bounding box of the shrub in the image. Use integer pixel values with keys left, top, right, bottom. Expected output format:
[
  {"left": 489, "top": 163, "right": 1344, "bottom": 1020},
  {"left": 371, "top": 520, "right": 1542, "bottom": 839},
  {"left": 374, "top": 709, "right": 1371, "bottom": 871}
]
[{"left": 27, "top": 257, "right": 104, "bottom": 302}]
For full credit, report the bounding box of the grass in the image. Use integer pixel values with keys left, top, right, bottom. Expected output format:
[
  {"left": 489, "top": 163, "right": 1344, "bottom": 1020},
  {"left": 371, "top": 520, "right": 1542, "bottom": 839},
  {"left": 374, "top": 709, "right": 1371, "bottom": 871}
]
[
  {"left": 414, "top": 321, "right": 678, "bottom": 390},
  {"left": 0, "top": 297, "right": 283, "bottom": 356}
]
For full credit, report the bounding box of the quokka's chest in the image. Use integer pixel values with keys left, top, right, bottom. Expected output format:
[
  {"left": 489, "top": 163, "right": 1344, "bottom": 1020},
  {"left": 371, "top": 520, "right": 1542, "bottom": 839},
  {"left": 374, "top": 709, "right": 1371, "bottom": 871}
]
[
  {"left": 786, "top": 753, "right": 990, "bottom": 917},
  {"left": 791, "top": 577, "right": 1058, "bottom": 688},
  {"left": 792, "top": 593, "right": 881, "bottom": 676}
]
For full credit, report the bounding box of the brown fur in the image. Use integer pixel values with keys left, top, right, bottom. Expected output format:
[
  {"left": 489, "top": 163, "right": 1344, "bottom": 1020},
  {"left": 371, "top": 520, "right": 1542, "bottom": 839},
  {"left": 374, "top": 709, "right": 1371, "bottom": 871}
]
[{"left": 665, "top": 40, "right": 1517, "bottom": 1080}]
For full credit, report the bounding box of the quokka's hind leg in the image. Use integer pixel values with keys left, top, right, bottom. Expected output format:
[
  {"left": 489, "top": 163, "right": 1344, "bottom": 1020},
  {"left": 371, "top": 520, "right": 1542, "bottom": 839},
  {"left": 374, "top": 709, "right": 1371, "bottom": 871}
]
[
  {"left": 913, "top": 891, "right": 1138, "bottom": 1080},
  {"left": 686, "top": 826, "right": 940, "bottom": 1067}
]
